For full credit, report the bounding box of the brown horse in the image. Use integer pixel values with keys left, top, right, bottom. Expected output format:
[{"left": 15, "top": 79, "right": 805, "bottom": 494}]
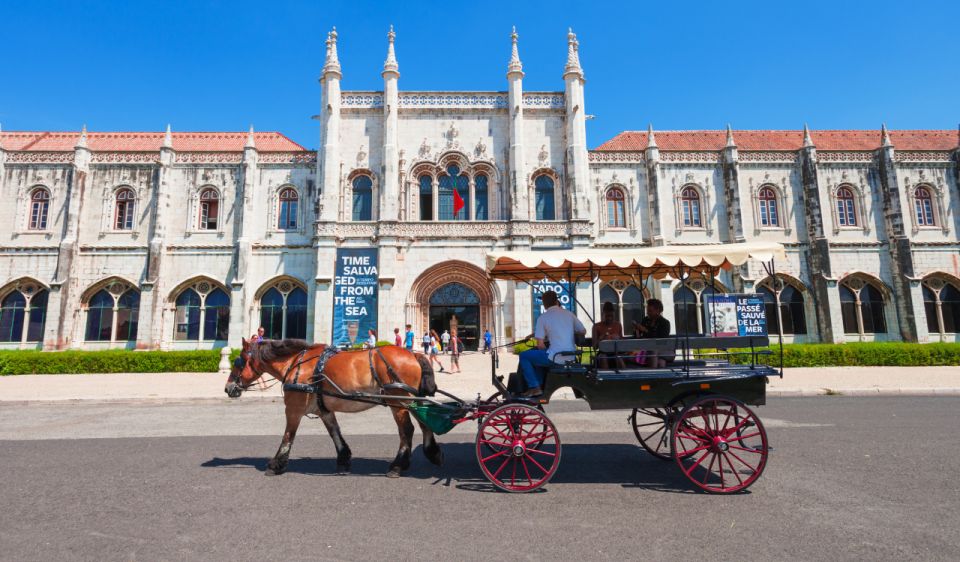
[{"left": 224, "top": 338, "right": 443, "bottom": 478}]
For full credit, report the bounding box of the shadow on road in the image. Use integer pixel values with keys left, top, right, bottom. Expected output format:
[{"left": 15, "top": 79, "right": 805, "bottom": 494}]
[{"left": 202, "top": 442, "right": 710, "bottom": 495}]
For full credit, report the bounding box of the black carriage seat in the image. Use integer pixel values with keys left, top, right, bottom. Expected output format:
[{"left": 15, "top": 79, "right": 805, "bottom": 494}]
[{"left": 548, "top": 350, "right": 589, "bottom": 376}]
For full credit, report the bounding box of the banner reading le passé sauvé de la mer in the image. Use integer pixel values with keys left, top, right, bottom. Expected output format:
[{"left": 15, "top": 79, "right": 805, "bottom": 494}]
[
  {"left": 704, "top": 294, "right": 767, "bottom": 337},
  {"left": 332, "top": 248, "right": 379, "bottom": 347},
  {"left": 531, "top": 277, "right": 576, "bottom": 326}
]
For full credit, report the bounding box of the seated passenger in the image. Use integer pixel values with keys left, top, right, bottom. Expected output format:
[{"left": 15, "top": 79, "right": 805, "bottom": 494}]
[
  {"left": 518, "top": 290, "right": 586, "bottom": 397},
  {"left": 592, "top": 301, "right": 624, "bottom": 369},
  {"left": 632, "top": 298, "right": 673, "bottom": 368}
]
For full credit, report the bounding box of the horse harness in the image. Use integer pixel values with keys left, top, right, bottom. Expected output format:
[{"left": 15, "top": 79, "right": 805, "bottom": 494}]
[{"left": 281, "top": 347, "right": 419, "bottom": 407}]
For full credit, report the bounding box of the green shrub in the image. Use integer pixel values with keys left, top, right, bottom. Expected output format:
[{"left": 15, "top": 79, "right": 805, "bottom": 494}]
[
  {"left": 0, "top": 349, "right": 224, "bottom": 375},
  {"left": 725, "top": 342, "right": 960, "bottom": 367}
]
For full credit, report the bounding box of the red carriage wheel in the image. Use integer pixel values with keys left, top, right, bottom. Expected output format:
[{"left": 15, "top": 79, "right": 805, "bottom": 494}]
[
  {"left": 670, "top": 395, "right": 768, "bottom": 494},
  {"left": 475, "top": 404, "right": 561, "bottom": 493}
]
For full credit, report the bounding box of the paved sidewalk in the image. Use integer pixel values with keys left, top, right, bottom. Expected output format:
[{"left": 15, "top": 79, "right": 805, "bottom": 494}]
[{"left": 0, "top": 350, "right": 957, "bottom": 403}]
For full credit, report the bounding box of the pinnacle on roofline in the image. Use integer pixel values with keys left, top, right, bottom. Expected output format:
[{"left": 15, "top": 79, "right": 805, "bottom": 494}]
[
  {"left": 646, "top": 123, "right": 657, "bottom": 149},
  {"left": 725, "top": 124, "right": 736, "bottom": 148},
  {"left": 245, "top": 125, "right": 256, "bottom": 149},
  {"left": 322, "top": 26, "right": 341, "bottom": 76},
  {"left": 507, "top": 26, "right": 523, "bottom": 75},
  {"left": 76, "top": 124, "right": 88, "bottom": 149},
  {"left": 383, "top": 25, "right": 399, "bottom": 75},
  {"left": 881, "top": 123, "right": 892, "bottom": 147},
  {"left": 802, "top": 123, "right": 814, "bottom": 148},
  {"left": 564, "top": 27, "right": 582, "bottom": 76},
  {"left": 162, "top": 124, "right": 173, "bottom": 149}
]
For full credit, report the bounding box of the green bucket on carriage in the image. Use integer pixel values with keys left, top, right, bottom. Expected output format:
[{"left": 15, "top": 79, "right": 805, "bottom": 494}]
[{"left": 406, "top": 402, "right": 464, "bottom": 436}]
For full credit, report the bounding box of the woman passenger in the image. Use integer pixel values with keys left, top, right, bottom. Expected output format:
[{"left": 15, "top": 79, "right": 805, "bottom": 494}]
[{"left": 592, "top": 301, "right": 624, "bottom": 369}]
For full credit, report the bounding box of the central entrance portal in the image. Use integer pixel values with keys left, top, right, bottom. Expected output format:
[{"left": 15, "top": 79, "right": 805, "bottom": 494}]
[{"left": 429, "top": 283, "right": 480, "bottom": 351}]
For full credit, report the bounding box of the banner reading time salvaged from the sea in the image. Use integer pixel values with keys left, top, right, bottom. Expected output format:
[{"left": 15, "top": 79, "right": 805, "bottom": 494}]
[{"left": 332, "top": 248, "right": 379, "bottom": 347}]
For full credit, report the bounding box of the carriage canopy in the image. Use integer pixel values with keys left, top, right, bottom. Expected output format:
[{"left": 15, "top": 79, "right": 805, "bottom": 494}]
[{"left": 485, "top": 241, "right": 787, "bottom": 282}]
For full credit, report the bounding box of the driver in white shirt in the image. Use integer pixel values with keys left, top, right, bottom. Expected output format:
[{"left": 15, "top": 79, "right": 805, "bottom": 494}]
[{"left": 518, "top": 290, "right": 586, "bottom": 397}]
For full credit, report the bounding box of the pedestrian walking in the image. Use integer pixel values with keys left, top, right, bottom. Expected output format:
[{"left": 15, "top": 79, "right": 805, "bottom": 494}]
[
  {"left": 366, "top": 329, "right": 377, "bottom": 349},
  {"left": 441, "top": 330, "right": 451, "bottom": 354},
  {"left": 251, "top": 326, "right": 267, "bottom": 390},
  {"left": 449, "top": 329, "right": 462, "bottom": 373},
  {"left": 422, "top": 331, "right": 432, "bottom": 354},
  {"left": 428, "top": 329, "right": 445, "bottom": 372},
  {"left": 404, "top": 324, "right": 415, "bottom": 350},
  {"left": 394, "top": 327, "right": 402, "bottom": 347},
  {"left": 483, "top": 329, "right": 492, "bottom": 353}
]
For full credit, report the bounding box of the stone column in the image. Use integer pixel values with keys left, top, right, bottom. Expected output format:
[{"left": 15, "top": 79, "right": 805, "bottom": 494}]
[
  {"left": 562, "top": 29, "right": 590, "bottom": 222},
  {"left": 645, "top": 125, "right": 663, "bottom": 246},
  {"left": 380, "top": 26, "right": 400, "bottom": 222},
  {"left": 876, "top": 125, "right": 918, "bottom": 342},
  {"left": 721, "top": 125, "right": 746, "bottom": 292},
  {"left": 227, "top": 128, "right": 257, "bottom": 348},
  {"left": 506, "top": 27, "right": 527, "bottom": 221},
  {"left": 797, "top": 125, "right": 839, "bottom": 342},
  {"left": 138, "top": 125, "right": 174, "bottom": 349}
]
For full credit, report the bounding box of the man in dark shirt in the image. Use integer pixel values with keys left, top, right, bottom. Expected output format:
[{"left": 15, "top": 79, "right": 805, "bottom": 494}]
[{"left": 632, "top": 299, "right": 673, "bottom": 367}]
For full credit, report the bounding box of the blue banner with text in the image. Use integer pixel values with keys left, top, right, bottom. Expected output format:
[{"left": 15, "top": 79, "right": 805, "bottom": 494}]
[{"left": 332, "top": 248, "right": 379, "bottom": 347}]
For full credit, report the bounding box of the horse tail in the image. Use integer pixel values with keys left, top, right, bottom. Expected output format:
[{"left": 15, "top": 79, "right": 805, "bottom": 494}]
[{"left": 415, "top": 353, "right": 437, "bottom": 397}]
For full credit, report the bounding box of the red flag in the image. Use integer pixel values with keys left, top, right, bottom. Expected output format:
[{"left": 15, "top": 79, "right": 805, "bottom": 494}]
[{"left": 453, "top": 185, "right": 465, "bottom": 217}]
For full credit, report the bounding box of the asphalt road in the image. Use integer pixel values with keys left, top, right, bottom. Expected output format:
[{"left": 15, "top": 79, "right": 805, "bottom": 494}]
[{"left": 1, "top": 397, "right": 958, "bottom": 561}]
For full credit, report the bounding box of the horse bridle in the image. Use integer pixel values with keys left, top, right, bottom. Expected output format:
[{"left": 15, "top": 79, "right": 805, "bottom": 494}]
[{"left": 231, "top": 347, "right": 266, "bottom": 391}]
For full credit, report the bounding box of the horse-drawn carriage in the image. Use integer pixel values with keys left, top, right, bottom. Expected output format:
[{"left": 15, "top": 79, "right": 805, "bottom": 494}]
[{"left": 226, "top": 242, "right": 785, "bottom": 494}]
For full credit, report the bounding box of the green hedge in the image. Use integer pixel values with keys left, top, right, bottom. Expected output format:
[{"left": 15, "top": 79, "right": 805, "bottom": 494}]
[{"left": 0, "top": 349, "right": 224, "bottom": 375}]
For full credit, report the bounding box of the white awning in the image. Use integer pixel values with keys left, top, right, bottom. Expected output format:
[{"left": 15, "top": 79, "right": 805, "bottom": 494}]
[{"left": 486, "top": 242, "right": 787, "bottom": 281}]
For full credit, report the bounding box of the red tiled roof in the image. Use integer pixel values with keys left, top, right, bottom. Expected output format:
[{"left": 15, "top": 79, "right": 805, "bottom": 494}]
[
  {"left": 593, "top": 130, "right": 959, "bottom": 152},
  {"left": 0, "top": 131, "right": 308, "bottom": 152}
]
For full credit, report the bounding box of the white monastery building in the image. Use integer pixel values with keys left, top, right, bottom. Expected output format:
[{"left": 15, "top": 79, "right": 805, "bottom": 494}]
[{"left": 1, "top": 27, "right": 958, "bottom": 351}]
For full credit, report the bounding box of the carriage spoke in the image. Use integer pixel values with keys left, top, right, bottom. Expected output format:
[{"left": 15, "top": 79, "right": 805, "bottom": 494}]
[
  {"left": 491, "top": 456, "right": 511, "bottom": 479},
  {"left": 725, "top": 449, "right": 757, "bottom": 475},
  {"left": 480, "top": 449, "right": 509, "bottom": 463},
  {"left": 721, "top": 452, "right": 745, "bottom": 487},
  {"left": 728, "top": 444, "right": 765, "bottom": 454},
  {"left": 526, "top": 448, "right": 557, "bottom": 458}
]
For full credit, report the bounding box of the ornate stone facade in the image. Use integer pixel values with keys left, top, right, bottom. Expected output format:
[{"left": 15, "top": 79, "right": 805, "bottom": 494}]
[{"left": 1, "top": 28, "right": 958, "bottom": 351}]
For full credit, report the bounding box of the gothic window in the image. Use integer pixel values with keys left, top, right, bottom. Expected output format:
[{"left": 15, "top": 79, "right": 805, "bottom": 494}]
[
  {"left": 258, "top": 281, "right": 308, "bottom": 340},
  {"left": 114, "top": 188, "right": 136, "bottom": 231},
  {"left": 836, "top": 187, "right": 857, "bottom": 227},
  {"left": 475, "top": 173, "right": 489, "bottom": 220},
  {"left": 429, "top": 282, "right": 480, "bottom": 305},
  {"left": 758, "top": 278, "right": 807, "bottom": 335},
  {"left": 419, "top": 175, "right": 433, "bottom": 220},
  {"left": 839, "top": 277, "right": 887, "bottom": 335},
  {"left": 914, "top": 186, "right": 935, "bottom": 227},
  {"left": 84, "top": 287, "right": 140, "bottom": 342},
  {"left": 922, "top": 278, "right": 960, "bottom": 336},
  {"left": 29, "top": 188, "right": 50, "bottom": 230},
  {"left": 606, "top": 187, "right": 626, "bottom": 228},
  {"left": 758, "top": 187, "right": 779, "bottom": 227},
  {"left": 174, "top": 283, "right": 230, "bottom": 341},
  {"left": 278, "top": 188, "right": 299, "bottom": 230},
  {"left": 438, "top": 165, "right": 468, "bottom": 221},
  {"left": 535, "top": 175, "right": 556, "bottom": 220},
  {"left": 674, "top": 280, "right": 720, "bottom": 335},
  {"left": 0, "top": 284, "right": 48, "bottom": 343},
  {"left": 681, "top": 187, "right": 702, "bottom": 228},
  {"left": 621, "top": 285, "right": 645, "bottom": 328},
  {"left": 198, "top": 188, "right": 220, "bottom": 230},
  {"left": 351, "top": 175, "right": 373, "bottom": 221}
]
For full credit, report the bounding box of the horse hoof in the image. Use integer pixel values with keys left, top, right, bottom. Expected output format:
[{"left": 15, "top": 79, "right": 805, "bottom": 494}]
[
  {"left": 265, "top": 467, "right": 286, "bottom": 476},
  {"left": 336, "top": 464, "right": 351, "bottom": 475},
  {"left": 386, "top": 469, "right": 402, "bottom": 478},
  {"left": 426, "top": 447, "right": 444, "bottom": 467}
]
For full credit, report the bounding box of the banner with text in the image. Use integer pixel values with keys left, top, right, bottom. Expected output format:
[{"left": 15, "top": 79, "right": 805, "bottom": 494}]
[
  {"left": 531, "top": 277, "right": 576, "bottom": 326},
  {"left": 332, "top": 248, "right": 379, "bottom": 347},
  {"left": 704, "top": 294, "right": 767, "bottom": 337}
]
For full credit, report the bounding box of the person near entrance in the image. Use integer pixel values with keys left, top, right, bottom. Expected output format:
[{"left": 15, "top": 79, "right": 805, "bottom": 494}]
[
  {"left": 422, "top": 331, "right": 431, "bottom": 354},
  {"left": 394, "top": 327, "right": 402, "bottom": 347},
  {"left": 404, "top": 324, "right": 415, "bottom": 350},
  {"left": 441, "top": 330, "right": 451, "bottom": 354},
  {"left": 483, "top": 329, "right": 492, "bottom": 353},
  {"left": 518, "top": 290, "right": 586, "bottom": 397},
  {"left": 449, "top": 329, "right": 462, "bottom": 373}
]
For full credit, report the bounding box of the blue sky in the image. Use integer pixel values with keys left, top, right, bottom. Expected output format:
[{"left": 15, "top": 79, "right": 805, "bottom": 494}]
[{"left": 2, "top": 0, "right": 957, "bottom": 149}]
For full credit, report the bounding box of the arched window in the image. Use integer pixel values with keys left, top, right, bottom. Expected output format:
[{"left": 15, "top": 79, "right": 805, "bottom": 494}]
[
  {"left": 29, "top": 188, "right": 50, "bottom": 230},
  {"left": 621, "top": 285, "right": 645, "bottom": 328},
  {"left": 85, "top": 290, "right": 115, "bottom": 341},
  {"left": 351, "top": 176, "right": 373, "bottom": 221},
  {"left": 606, "top": 188, "right": 626, "bottom": 228},
  {"left": 758, "top": 187, "right": 779, "bottom": 227},
  {"left": 839, "top": 278, "right": 887, "bottom": 335},
  {"left": 475, "top": 173, "right": 489, "bottom": 220},
  {"left": 84, "top": 286, "right": 139, "bottom": 342},
  {"left": 674, "top": 280, "right": 719, "bottom": 334},
  {"left": 758, "top": 279, "right": 807, "bottom": 335},
  {"left": 198, "top": 188, "right": 220, "bottom": 230},
  {"left": 419, "top": 175, "right": 433, "bottom": 220},
  {"left": 174, "top": 283, "right": 230, "bottom": 341},
  {"left": 258, "top": 282, "right": 308, "bottom": 340},
  {"left": 914, "top": 187, "right": 935, "bottom": 227},
  {"left": 438, "top": 165, "right": 468, "bottom": 221},
  {"left": 681, "top": 187, "right": 702, "bottom": 227},
  {"left": 836, "top": 187, "right": 857, "bottom": 227},
  {"left": 922, "top": 278, "right": 960, "bottom": 336},
  {"left": 277, "top": 188, "right": 299, "bottom": 230},
  {"left": 0, "top": 285, "right": 48, "bottom": 344},
  {"left": 534, "top": 175, "right": 556, "bottom": 220},
  {"left": 114, "top": 188, "right": 136, "bottom": 230}
]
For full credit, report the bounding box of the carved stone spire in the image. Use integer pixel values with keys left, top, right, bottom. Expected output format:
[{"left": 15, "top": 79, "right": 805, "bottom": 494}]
[
  {"left": 507, "top": 26, "right": 523, "bottom": 76},
  {"left": 322, "top": 27, "right": 341, "bottom": 76},
  {"left": 76, "top": 124, "right": 88, "bottom": 149},
  {"left": 725, "top": 124, "right": 736, "bottom": 147},
  {"left": 563, "top": 28, "right": 582, "bottom": 77},
  {"left": 647, "top": 123, "right": 657, "bottom": 148},
  {"left": 802, "top": 123, "right": 814, "bottom": 148},
  {"left": 245, "top": 125, "right": 256, "bottom": 149},
  {"left": 383, "top": 25, "right": 399, "bottom": 76},
  {"left": 162, "top": 124, "right": 173, "bottom": 149},
  {"left": 881, "top": 123, "right": 892, "bottom": 147}
]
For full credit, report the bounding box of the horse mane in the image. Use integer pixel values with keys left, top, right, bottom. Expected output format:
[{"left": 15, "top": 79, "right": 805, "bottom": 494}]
[{"left": 254, "top": 339, "right": 321, "bottom": 361}]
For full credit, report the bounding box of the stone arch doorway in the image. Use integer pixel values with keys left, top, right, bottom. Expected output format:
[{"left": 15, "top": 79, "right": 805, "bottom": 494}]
[{"left": 407, "top": 260, "right": 500, "bottom": 351}]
